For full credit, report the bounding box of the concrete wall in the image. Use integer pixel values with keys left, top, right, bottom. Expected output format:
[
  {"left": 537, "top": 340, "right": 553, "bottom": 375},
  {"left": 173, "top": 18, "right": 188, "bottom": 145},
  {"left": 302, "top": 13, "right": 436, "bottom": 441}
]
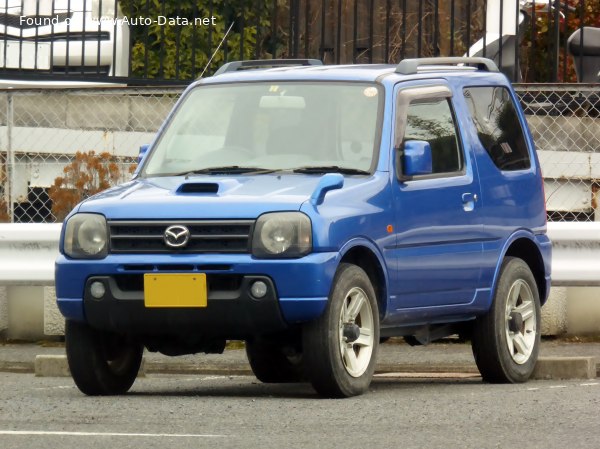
[
  {"left": 5, "top": 286, "right": 46, "bottom": 341},
  {"left": 0, "top": 88, "right": 180, "bottom": 205},
  {"left": 0, "top": 88, "right": 178, "bottom": 135},
  {"left": 0, "top": 285, "right": 595, "bottom": 341},
  {"left": 566, "top": 287, "right": 600, "bottom": 334}
]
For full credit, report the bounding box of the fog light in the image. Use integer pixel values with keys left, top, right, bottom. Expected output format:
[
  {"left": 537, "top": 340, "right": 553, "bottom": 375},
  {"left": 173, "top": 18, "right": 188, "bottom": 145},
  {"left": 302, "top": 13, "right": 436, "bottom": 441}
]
[
  {"left": 250, "top": 281, "right": 268, "bottom": 299},
  {"left": 90, "top": 281, "right": 106, "bottom": 299}
]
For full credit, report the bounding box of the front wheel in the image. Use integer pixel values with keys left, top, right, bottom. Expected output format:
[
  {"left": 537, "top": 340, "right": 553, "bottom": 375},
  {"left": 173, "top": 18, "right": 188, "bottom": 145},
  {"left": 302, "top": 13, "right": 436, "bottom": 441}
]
[
  {"left": 471, "top": 257, "right": 541, "bottom": 383},
  {"left": 245, "top": 338, "right": 303, "bottom": 383},
  {"left": 303, "top": 263, "right": 380, "bottom": 398},
  {"left": 65, "top": 320, "right": 143, "bottom": 395}
]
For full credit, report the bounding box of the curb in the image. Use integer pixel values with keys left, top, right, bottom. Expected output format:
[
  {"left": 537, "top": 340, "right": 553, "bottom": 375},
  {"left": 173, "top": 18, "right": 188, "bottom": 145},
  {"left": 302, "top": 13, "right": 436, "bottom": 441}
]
[
  {"left": 0, "top": 361, "right": 33, "bottom": 373},
  {"left": 34, "top": 355, "right": 70, "bottom": 378},
  {"left": 26, "top": 355, "right": 600, "bottom": 380},
  {"left": 532, "top": 357, "right": 598, "bottom": 380}
]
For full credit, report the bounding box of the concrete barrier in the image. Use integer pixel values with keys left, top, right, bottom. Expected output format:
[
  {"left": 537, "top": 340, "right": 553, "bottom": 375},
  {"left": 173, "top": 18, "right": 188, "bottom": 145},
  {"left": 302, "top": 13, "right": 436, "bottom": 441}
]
[
  {"left": 0, "top": 223, "right": 62, "bottom": 339},
  {"left": 1, "top": 222, "right": 600, "bottom": 339},
  {"left": 532, "top": 357, "right": 598, "bottom": 380}
]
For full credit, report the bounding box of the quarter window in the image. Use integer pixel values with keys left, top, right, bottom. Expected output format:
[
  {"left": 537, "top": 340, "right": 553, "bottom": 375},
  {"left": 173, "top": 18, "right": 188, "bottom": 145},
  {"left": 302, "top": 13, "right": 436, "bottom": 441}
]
[{"left": 463, "top": 87, "right": 531, "bottom": 171}]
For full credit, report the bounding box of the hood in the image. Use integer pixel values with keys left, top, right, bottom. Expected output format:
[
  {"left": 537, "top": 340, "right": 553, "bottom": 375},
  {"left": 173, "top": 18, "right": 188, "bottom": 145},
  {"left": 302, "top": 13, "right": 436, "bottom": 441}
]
[{"left": 77, "top": 173, "right": 355, "bottom": 220}]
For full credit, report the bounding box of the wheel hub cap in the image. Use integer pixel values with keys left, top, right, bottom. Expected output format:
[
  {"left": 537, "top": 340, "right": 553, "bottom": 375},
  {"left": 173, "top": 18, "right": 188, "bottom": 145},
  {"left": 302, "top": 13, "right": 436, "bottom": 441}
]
[
  {"left": 338, "top": 287, "right": 374, "bottom": 378},
  {"left": 342, "top": 323, "right": 361, "bottom": 343},
  {"left": 504, "top": 279, "right": 536, "bottom": 365},
  {"left": 508, "top": 311, "right": 524, "bottom": 333}
]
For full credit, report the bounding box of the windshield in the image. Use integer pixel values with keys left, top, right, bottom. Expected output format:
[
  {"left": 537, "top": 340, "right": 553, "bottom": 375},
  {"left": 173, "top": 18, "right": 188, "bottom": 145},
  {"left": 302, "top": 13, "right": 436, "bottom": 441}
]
[{"left": 142, "top": 82, "right": 382, "bottom": 177}]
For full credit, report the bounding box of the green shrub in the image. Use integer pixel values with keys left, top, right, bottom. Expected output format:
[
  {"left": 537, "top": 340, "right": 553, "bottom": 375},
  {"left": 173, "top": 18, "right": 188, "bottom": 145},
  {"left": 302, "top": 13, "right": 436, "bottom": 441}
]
[{"left": 119, "top": 0, "right": 275, "bottom": 80}]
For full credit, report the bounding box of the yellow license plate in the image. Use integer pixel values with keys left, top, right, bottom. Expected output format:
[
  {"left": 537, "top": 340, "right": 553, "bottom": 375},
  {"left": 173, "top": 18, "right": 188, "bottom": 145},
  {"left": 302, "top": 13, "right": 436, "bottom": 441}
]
[{"left": 143, "top": 273, "right": 207, "bottom": 308}]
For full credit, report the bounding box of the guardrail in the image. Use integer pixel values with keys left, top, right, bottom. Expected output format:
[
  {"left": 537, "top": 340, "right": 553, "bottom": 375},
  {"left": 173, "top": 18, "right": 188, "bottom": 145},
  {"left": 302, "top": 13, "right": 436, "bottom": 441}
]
[
  {"left": 1, "top": 222, "right": 596, "bottom": 285},
  {"left": 547, "top": 222, "right": 600, "bottom": 287},
  {"left": 0, "top": 224, "right": 62, "bottom": 284},
  {"left": 0, "top": 222, "right": 598, "bottom": 338}
]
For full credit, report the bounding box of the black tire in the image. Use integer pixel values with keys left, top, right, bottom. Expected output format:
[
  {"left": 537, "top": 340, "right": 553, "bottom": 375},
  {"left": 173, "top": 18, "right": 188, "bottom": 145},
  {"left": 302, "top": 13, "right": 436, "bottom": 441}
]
[
  {"left": 245, "top": 338, "right": 303, "bottom": 383},
  {"left": 303, "top": 263, "right": 380, "bottom": 398},
  {"left": 472, "top": 257, "right": 541, "bottom": 383},
  {"left": 65, "top": 320, "right": 143, "bottom": 396}
]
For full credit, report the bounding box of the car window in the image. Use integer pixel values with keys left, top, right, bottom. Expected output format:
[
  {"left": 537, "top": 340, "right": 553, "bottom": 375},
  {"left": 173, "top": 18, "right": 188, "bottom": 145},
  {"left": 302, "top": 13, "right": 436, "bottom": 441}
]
[
  {"left": 404, "top": 98, "right": 463, "bottom": 175},
  {"left": 142, "top": 82, "right": 382, "bottom": 176},
  {"left": 463, "top": 86, "right": 531, "bottom": 171}
]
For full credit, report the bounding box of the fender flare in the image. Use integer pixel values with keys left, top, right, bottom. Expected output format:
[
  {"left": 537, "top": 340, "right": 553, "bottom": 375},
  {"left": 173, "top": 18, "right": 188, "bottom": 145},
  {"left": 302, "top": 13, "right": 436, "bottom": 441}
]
[
  {"left": 487, "top": 229, "right": 541, "bottom": 308},
  {"left": 334, "top": 237, "right": 391, "bottom": 314}
]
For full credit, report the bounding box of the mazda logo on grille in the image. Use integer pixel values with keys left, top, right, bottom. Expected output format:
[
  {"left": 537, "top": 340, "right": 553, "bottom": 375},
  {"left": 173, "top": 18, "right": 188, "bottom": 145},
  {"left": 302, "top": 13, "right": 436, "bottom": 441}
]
[{"left": 164, "top": 225, "right": 191, "bottom": 248}]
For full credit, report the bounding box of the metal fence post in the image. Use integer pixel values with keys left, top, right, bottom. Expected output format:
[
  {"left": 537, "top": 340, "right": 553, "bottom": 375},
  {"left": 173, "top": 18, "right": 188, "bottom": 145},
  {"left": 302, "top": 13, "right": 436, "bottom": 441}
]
[
  {"left": 0, "top": 93, "right": 7, "bottom": 220},
  {"left": 6, "top": 93, "right": 13, "bottom": 223}
]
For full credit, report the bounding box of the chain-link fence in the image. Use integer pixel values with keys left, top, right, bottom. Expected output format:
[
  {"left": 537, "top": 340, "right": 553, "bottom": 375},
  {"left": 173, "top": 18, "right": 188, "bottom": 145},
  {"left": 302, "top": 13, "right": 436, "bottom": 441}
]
[
  {"left": 1, "top": 84, "right": 599, "bottom": 223},
  {"left": 0, "top": 87, "right": 180, "bottom": 223},
  {"left": 516, "top": 84, "right": 600, "bottom": 222}
]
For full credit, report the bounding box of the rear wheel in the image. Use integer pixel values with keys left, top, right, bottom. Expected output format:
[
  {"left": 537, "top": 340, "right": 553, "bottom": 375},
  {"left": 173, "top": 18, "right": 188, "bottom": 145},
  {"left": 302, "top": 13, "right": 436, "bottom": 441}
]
[
  {"left": 245, "top": 338, "right": 303, "bottom": 383},
  {"left": 65, "top": 320, "right": 143, "bottom": 395},
  {"left": 472, "top": 257, "right": 541, "bottom": 383},
  {"left": 303, "top": 264, "right": 379, "bottom": 398}
]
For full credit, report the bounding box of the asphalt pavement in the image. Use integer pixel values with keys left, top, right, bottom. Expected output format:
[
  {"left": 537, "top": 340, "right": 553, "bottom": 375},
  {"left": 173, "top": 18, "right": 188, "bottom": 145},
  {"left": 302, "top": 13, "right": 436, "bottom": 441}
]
[{"left": 1, "top": 338, "right": 599, "bottom": 379}]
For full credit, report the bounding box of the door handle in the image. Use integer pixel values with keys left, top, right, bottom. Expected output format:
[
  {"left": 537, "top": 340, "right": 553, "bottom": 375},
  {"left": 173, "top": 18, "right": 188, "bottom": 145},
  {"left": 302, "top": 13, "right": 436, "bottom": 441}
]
[{"left": 462, "top": 193, "right": 478, "bottom": 212}]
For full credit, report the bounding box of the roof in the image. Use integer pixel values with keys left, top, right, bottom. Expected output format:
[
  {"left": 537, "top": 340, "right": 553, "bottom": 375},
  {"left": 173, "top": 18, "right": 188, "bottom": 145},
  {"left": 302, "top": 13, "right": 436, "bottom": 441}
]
[
  {"left": 197, "top": 57, "right": 503, "bottom": 86},
  {"left": 201, "top": 64, "right": 398, "bottom": 84}
]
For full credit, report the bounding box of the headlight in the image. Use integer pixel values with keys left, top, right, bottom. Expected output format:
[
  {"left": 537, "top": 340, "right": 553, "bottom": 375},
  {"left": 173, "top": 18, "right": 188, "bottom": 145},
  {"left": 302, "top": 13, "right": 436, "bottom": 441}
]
[
  {"left": 252, "top": 212, "right": 312, "bottom": 258},
  {"left": 64, "top": 213, "right": 108, "bottom": 259},
  {"left": 91, "top": 0, "right": 117, "bottom": 20}
]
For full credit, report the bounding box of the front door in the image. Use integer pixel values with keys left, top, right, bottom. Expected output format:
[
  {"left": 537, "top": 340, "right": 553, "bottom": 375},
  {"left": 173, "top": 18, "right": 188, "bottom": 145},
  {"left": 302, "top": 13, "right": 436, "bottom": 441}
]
[{"left": 391, "top": 84, "right": 484, "bottom": 310}]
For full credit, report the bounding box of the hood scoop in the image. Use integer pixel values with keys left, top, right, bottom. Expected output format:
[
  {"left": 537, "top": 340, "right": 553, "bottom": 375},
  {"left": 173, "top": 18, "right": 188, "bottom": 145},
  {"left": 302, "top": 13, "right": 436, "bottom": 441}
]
[{"left": 176, "top": 182, "right": 219, "bottom": 194}]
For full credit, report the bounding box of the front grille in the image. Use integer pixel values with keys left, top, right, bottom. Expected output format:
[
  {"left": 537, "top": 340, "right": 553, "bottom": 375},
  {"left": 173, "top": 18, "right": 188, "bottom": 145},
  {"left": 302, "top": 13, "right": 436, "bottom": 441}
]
[{"left": 108, "top": 220, "right": 255, "bottom": 254}]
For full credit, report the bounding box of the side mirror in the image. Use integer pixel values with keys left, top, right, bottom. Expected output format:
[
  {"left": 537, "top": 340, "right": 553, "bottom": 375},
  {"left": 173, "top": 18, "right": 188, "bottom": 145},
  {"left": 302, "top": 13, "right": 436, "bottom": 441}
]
[
  {"left": 133, "top": 144, "right": 150, "bottom": 177},
  {"left": 138, "top": 144, "right": 150, "bottom": 164},
  {"left": 402, "top": 140, "right": 432, "bottom": 179}
]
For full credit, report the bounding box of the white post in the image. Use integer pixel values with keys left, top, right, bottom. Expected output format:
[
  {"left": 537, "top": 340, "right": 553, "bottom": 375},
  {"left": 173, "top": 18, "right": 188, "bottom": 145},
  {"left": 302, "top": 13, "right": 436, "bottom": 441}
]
[{"left": 486, "top": 0, "right": 519, "bottom": 37}]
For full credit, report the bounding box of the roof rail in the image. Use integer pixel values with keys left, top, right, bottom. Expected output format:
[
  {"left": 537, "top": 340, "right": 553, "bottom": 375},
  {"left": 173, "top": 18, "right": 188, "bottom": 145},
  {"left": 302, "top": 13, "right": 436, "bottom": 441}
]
[
  {"left": 396, "top": 57, "right": 499, "bottom": 75},
  {"left": 213, "top": 59, "right": 323, "bottom": 76}
]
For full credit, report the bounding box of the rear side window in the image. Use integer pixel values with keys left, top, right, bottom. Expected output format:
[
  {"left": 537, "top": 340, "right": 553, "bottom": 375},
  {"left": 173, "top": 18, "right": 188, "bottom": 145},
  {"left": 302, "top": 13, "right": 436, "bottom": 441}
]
[
  {"left": 405, "top": 98, "right": 463, "bottom": 174},
  {"left": 463, "top": 87, "right": 531, "bottom": 171}
]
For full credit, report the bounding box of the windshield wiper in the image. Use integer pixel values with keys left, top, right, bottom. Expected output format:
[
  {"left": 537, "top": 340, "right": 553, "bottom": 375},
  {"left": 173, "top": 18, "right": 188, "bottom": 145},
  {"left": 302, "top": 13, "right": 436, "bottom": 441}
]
[
  {"left": 293, "top": 166, "right": 370, "bottom": 175},
  {"left": 172, "top": 166, "right": 280, "bottom": 176}
]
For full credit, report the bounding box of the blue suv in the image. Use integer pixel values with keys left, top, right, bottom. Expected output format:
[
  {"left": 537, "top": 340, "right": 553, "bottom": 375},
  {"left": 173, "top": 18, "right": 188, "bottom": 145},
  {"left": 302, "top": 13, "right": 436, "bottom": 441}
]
[{"left": 55, "top": 57, "right": 551, "bottom": 398}]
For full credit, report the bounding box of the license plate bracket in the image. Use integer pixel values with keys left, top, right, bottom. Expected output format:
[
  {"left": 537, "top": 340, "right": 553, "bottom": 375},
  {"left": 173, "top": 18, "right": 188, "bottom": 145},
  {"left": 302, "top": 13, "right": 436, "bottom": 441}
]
[{"left": 143, "top": 273, "right": 207, "bottom": 308}]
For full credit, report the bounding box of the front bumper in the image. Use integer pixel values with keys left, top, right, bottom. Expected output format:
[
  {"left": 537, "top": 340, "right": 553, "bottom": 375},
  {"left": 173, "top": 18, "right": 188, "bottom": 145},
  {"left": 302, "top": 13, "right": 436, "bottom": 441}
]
[
  {"left": 55, "top": 252, "right": 338, "bottom": 337},
  {"left": 82, "top": 275, "right": 289, "bottom": 339}
]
